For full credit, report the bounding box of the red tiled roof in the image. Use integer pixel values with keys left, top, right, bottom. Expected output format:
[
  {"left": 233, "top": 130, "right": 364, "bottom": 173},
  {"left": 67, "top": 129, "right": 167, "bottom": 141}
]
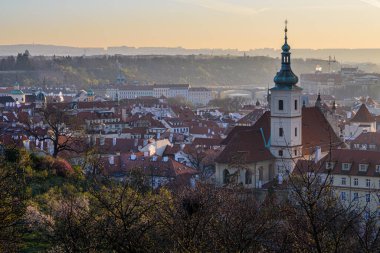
[
  {"left": 217, "top": 107, "right": 342, "bottom": 163},
  {"left": 192, "top": 138, "right": 222, "bottom": 147},
  {"left": 351, "top": 132, "right": 380, "bottom": 146},
  {"left": 96, "top": 138, "right": 144, "bottom": 154},
  {"left": 237, "top": 109, "right": 265, "bottom": 125},
  {"left": 295, "top": 149, "right": 380, "bottom": 177},
  {"left": 119, "top": 153, "right": 198, "bottom": 178},
  {"left": 350, "top": 104, "right": 375, "bottom": 123},
  {"left": 302, "top": 107, "right": 342, "bottom": 154}
]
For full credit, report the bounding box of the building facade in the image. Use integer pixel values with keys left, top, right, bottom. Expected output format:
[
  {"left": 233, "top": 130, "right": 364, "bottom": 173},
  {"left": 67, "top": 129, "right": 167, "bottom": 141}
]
[{"left": 106, "top": 84, "right": 212, "bottom": 105}]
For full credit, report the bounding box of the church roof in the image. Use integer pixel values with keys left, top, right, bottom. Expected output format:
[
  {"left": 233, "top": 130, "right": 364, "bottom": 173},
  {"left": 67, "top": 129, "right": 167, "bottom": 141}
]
[
  {"left": 350, "top": 104, "right": 375, "bottom": 123},
  {"left": 217, "top": 107, "right": 342, "bottom": 164},
  {"left": 216, "top": 111, "right": 273, "bottom": 163}
]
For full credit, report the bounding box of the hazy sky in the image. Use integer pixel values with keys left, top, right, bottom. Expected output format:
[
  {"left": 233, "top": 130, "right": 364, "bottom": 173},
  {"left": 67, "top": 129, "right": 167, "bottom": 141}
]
[{"left": 1, "top": 0, "right": 380, "bottom": 49}]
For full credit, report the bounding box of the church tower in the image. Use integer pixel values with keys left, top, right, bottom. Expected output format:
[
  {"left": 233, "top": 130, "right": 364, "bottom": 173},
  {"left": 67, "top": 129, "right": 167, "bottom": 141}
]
[{"left": 270, "top": 21, "right": 302, "bottom": 175}]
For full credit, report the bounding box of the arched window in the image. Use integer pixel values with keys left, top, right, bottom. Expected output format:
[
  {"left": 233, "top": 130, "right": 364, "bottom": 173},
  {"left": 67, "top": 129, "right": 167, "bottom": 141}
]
[
  {"left": 259, "top": 166, "right": 264, "bottom": 181},
  {"left": 245, "top": 170, "right": 252, "bottom": 185},
  {"left": 223, "top": 169, "right": 230, "bottom": 184},
  {"left": 269, "top": 164, "right": 274, "bottom": 180}
]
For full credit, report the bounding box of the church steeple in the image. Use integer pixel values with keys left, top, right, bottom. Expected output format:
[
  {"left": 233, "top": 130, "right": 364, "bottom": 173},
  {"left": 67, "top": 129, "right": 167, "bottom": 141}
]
[{"left": 273, "top": 20, "right": 299, "bottom": 89}]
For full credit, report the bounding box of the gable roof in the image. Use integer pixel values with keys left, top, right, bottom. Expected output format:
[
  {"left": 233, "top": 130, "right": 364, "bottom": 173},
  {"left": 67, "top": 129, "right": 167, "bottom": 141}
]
[
  {"left": 350, "top": 104, "right": 375, "bottom": 123},
  {"left": 302, "top": 107, "right": 342, "bottom": 154},
  {"left": 351, "top": 132, "right": 380, "bottom": 146},
  {"left": 216, "top": 111, "right": 273, "bottom": 164},
  {"left": 0, "top": 96, "right": 15, "bottom": 104}
]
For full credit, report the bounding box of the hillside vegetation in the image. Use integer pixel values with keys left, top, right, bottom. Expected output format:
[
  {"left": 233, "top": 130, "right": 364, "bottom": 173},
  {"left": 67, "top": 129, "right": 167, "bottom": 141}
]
[{"left": 0, "top": 53, "right": 370, "bottom": 88}]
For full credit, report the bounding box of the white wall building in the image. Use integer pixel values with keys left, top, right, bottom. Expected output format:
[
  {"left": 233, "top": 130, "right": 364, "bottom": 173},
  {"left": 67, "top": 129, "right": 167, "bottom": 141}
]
[{"left": 106, "top": 84, "right": 212, "bottom": 105}]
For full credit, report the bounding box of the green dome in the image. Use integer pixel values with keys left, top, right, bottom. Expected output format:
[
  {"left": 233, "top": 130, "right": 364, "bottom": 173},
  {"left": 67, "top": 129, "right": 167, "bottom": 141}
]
[
  {"left": 87, "top": 89, "right": 94, "bottom": 96},
  {"left": 281, "top": 42, "right": 290, "bottom": 52},
  {"left": 36, "top": 91, "right": 46, "bottom": 101},
  {"left": 273, "top": 68, "right": 298, "bottom": 86}
]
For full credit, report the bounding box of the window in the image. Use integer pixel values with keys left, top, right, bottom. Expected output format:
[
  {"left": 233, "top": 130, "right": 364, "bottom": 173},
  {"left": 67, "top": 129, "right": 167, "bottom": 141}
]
[
  {"left": 341, "top": 192, "right": 346, "bottom": 201},
  {"left": 295, "top": 127, "right": 298, "bottom": 137},
  {"left": 223, "top": 169, "right": 230, "bottom": 184},
  {"left": 294, "top": 100, "right": 298, "bottom": 110},
  {"left": 278, "top": 150, "right": 283, "bottom": 157},
  {"left": 359, "top": 164, "right": 368, "bottom": 172},
  {"left": 341, "top": 177, "right": 346, "bottom": 185},
  {"left": 366, "top": 179, "right": 371, "bottom": 188},
  {"left": 245, "top": 170, "right": 252, "bottom": 185},
  {"left": 366, "top": 194, "right": 371, "bottom": 203},
  {"left": 376, "top": 165, "right": 380, "bottom": 173},
  {"left": 294, "top": 149, "right": 298, "bottom": 156},
  {"left": 353, "top": 192, "right": 359, "bottom": 201},
  {"left": 278, "top": 100, "right": 284, "bottom": 111},
  {"left": 279, "top": 128, "right": 284, "bottom": 137},
  {"left": 326, "top": 162, "right": 334, "bottom": 170},
  {"left": 354, "top": 178, "right": 358, "bottom": 186},
  {"left": 342, "top": 163, "right": 351, "bottom": 171},
  {"left": 330, "top": 176, "right": 334, "bottom": 185}
]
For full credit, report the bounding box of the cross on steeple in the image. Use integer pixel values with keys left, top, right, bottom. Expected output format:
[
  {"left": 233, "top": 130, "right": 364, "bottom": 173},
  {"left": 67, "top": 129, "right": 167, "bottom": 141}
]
[{"left": 284, "top": 19, "right": 288, "bottom": 43}]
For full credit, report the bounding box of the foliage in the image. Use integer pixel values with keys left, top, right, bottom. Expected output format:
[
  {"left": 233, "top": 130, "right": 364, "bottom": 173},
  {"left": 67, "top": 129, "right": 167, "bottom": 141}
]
[{"left": 1, "top": 146, "right": 380, "bottom": 252}]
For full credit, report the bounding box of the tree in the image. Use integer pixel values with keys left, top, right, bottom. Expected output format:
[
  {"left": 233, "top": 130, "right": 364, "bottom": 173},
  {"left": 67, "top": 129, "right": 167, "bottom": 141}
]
[
  {"left": 282, "top": 159, "right": 364, "bottom": 253},
  {"left": 25, "top": 105, "right": 86, "bottom": 158},
  {"left": 0, "top": 155, "right": 27, "bottom": 252}
]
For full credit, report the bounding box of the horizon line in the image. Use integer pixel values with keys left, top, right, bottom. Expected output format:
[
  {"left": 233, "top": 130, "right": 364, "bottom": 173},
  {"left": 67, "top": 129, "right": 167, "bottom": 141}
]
[{"left": 1, "top": 43, "right": 380, "bottom": 51}]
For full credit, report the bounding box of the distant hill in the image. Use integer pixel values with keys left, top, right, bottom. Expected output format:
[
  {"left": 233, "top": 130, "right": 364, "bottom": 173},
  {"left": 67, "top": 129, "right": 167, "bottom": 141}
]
[
  {"left": 2, "top": 54, "right": 371, "bottom": 88},
  {"left": 1, "top": 45, "right": 380, "bottom": 63}
]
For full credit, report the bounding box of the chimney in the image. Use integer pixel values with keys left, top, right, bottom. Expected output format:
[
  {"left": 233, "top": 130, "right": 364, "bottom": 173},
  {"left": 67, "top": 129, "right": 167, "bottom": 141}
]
[
  {"left": 121, "top": 108, "right": 127, "bottom": 122},
  {"left": 314, "top": 146, "right": 322, "bottom": 163},
  {"left": 113, "top": 137, "right": 117, "bottom": 146},
  {"left": 109, "top": 155, "right": 115, "bottom": 165},
  {"left": 100, "top": 136, "right": 105, "bottom": 146},
  {"left": 278, "top": 173, "right": 283, "bottom": 185},
  {"left": 180, "top": 143, "right": 185, "bottom": 151}
]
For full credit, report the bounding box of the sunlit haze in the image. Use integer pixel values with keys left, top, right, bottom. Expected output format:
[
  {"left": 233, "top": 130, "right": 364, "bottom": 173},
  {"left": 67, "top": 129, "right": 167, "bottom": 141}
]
[{"left": 2, "top": 0, "right": 380, "bottom": 49}]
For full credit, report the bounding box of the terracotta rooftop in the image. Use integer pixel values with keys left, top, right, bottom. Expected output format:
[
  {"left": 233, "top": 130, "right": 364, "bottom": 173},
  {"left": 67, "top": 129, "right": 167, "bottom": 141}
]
[
  {"left": 351, "top": 132, "right": 380, "bottom": 146},
  {"left": 217, "top": 107, "right": 342, "bottom": 164},
  {"left": 295, "top": 149, "right": 380, "bottom": 177},
  {"left": 350, "top": 104, "right": 375, "bottom": 123}
]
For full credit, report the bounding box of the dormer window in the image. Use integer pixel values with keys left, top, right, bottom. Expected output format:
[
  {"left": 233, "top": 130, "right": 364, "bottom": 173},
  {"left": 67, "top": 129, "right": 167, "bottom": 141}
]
[
  {"left": 342, "top": 163, "right": 351, "bottom": 171},
  {"left": 359, "top": 164, "right": 369, "bottom": 172},
  {"left": 376, "top": 165, "right": 380, "bottom": 173}
]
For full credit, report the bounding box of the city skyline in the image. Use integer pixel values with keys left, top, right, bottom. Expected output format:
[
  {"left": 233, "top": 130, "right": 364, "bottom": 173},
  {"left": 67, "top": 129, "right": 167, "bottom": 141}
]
[{"left": 1, "top": 0, "right": 380, "bottom": 50}]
